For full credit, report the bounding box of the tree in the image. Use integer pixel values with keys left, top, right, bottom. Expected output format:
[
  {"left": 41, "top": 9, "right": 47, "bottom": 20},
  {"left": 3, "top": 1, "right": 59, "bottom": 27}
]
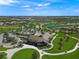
[
  {"left": 32, "top": 51, "right": 38, "bottom": 59},
  {"left": 0, "top": 53, "right": 3, "bottom": 59}
]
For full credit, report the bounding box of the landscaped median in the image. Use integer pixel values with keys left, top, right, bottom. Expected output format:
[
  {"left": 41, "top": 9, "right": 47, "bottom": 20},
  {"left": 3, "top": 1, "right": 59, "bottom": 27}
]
[
  {"left": 44, "top": 32, "right": 78, "bottom": 53},
  {"left": 42, "top": 49, "right": 79, "bottom": 59},
  {"left": 12, "top": 48, "right": 40, "bottom": 59}
]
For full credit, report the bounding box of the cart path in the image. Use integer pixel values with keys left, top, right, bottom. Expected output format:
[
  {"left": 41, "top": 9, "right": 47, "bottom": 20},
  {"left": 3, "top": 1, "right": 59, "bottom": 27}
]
[{"left": 0, "top": 34, "right": 79, "bottom": 59}]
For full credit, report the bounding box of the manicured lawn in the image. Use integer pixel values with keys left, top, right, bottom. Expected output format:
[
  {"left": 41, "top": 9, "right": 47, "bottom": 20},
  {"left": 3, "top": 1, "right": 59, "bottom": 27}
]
[
  {"left": 0, "top": 46, "right": 7, "bottom": 51},
  {"left": 12, "top": 49, "right": 40, "bottom": 59},
  {"left": 43, "top": 22, "right": 63, "bottom": 29},
  {"left": 27, "top": 21, "right": 40, "bottom": 29},
  {"left": 43, "top": 49, "right": 79, "bottom": 59},
  {"left": 0, "top": 24, "right": 20, "bottom": 34},
  {"left": 69, "top": 33, "right": 79, "bottom": 39},
  {"left": 45, "top": 32, "right": 77, "bottom": 53},
  {"left": 0, "top": 45, "right": 17, "bottom": 51}
]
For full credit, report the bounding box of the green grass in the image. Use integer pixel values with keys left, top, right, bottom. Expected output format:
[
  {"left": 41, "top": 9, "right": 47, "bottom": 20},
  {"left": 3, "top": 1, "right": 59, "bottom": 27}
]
[
  {"left": 27, "top": 21, "right": 40, "bottom": 29},
  {"left": 69, "top": 33, "right": 79, "bottom": 39},
  {"left": 0, "top": 45, "right": 7, "bottom": 51},
  {"left": 0, "top": 24, "right": 20, "bottom": 34},
  {"left": 45, "top": 32, "right": 77, "bottom": 53},
  {"left": 43, "top": 49, "right": 79, "bottom": 59},
  {"left": 12, "top": 48, "right": 40, "bottom": 59},
  {"left": 0, "top": 52, "right": 7, "bottom": 59},
  {"left": 0, "top": 45, "right": 18, "bottom": 51}
]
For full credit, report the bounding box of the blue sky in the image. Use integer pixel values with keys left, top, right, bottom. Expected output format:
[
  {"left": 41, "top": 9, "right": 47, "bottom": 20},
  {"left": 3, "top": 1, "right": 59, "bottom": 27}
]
[{"left": 0, "top": 0, "right": 79, "bottom": 16}]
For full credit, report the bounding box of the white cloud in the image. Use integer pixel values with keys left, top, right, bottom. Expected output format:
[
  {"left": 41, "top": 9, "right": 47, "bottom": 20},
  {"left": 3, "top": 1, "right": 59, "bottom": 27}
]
[
  {"left": 37, "top": 3, "right": 51, "bottom": 7},
  {"left": 23, "top": 6, "right": 79, "bottom": 16},
  {"left": 37, "top": 4, "right": 43, "bottom": 6},
  {"left": 22, "top": 0, "right": 51, "bottom": 7},
  {"left": 23, "top": 5, "right": 31, "bottom": 8},
  {"left": 0, "top": 0, "right": 18, "bottom": 5},
  {"left": 44, "top": 3, "right": 50, "bottom": 6}
]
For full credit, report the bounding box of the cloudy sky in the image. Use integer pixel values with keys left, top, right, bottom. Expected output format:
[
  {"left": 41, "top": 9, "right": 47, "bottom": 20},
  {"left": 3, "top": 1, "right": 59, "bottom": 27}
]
[{"left": 0, "top": 0, "right": 79, "bottom": 16}]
